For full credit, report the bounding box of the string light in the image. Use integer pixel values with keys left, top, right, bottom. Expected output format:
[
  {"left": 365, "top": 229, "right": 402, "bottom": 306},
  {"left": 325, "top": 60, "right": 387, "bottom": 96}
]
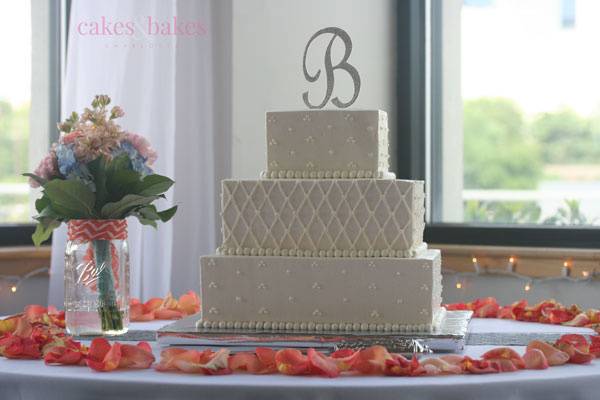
[
  {"left": 507, "top": 256, "right": 516, "bottom": 272},
  {"left": 471, "top": 256, "right": 482, "bottom": 274},
  {"left": 443, "top": 257, "right": 599, "bottom": 293},
  {"left": 0, "top": 267, "right": 49, "bottom": 295}
]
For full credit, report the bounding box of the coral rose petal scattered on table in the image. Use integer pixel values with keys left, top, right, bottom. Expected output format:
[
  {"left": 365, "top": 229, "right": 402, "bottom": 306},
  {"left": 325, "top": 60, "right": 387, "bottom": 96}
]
[
  {"left": 523, "top": 349, "right": 549, "bottom": 370},
  {"left": 275, "top": 349, "right": 311, "bottom": 375},
  {"left": 1, "top": 295, "right": 600, "bottom": 378}
]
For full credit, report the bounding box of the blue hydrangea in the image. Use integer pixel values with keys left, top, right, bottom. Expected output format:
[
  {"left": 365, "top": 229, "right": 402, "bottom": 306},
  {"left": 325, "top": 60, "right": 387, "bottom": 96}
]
[
  {"left": 113, "top": 141, "right": 153, "bottom": 176},
  {"left": 55, "top": 144, "right": 78, "bottom": 176}
]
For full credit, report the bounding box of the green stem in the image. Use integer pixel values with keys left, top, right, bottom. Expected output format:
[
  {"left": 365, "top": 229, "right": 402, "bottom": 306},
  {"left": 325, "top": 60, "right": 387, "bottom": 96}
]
[{"left": 93, "top": 239, "right": 123, "bottom": 332}]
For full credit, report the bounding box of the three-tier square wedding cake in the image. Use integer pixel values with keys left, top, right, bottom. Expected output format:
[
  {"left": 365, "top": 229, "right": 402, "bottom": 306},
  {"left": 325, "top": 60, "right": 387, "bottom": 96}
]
[{"left": 199, "top": 110, "right": 444, "bottom": 333}]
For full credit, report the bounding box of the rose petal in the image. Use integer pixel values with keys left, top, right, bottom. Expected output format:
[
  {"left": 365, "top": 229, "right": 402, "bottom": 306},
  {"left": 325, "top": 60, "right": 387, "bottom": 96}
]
[
  {"left": 544, "top": 308, "right": 575, "bottom": 324},
  {"left": 472, "top": 297, "right": 500, "bottom": 318},
  {"left": 170, "top": 350, "right": 214, "bottom": 373},
  {"left": 460, "top": 356, "right": 498, "bottom": 374},
  {"left": 482, "top": 347, "right": 525, "bottom": 369},
  {"left": 86, "top": 338, "right": 122, "bottom": 372},
  {"left": 43, "top": 338, "right": 85, "bottom": 366},
  {"left": 330, "top": 349, "right": 359, "bottom": 372},
  {"left": 130, "top": 303, "right": 155, "bottom": 322},
  {"left": 177, "top": 291, "right": 201, "bottom": 315},
  {"left": 307, "top": 348, "right": 339, "bottom": 378},
  {"left": 421, "top": 364, "right": 442, "bottom": 376},
  {"left": 161, "top": 348, "right": 231, "bottom": 375},
  {"left": 556, "top": 334, "right": 589, "bottom": 352},
  {"left": 13, "top": 317, "right": 33, "bottom": 338},
  {"left": 275, "top": 349, "right": 310, "bottom": 375},
  {"left": 527, "top": 340, "right": 570, "bottom": 366},
  {"left": 119, "top": 342, "right": 155, "bottom": 369},
  {"left": 255, "top": 347, "right": 277, "bottom": 374},
  {"left": 498, "top": 306, "right": 515, "bottom": 320},
  {"left": 590, "top": 336, "right": 600, "bottom": 358},
  {"left": 0, "top": 315, "right": 20, "bottom": 335},
  {"left": 439, "top": 354, "right": 465, "bottom": 365},
  {"left": 384, "top": 354, "right": 425, "bottom": 376},
  {"left": 351, "top": 346, "right": 392, "bottom": 375},
  {"left": 0, "top": 334, "right": 41, "bottom": 359},
  {"left": 487, "top": 358, "right": 518, "bottom": 372},
  {"left": 562, "top": 313, "right": 590, "bottom": 327},
  {"left": 229, "top": 352, "right": 262, "bottom": 373},
  {"left": 154, "top": 308, "right": 184, "bottom": 320},
  {"left": 523, "top": 349, "right": 549, "bottom": 370},
  {"left": 421, "top": 357, "right": 462, "bottom": 374},
  {"left": 144, "top": 298, "right": 164, "bottom": 312},
  {"left": 155, "top": 348, "right": 190, "bottom": 371},
  {"left": 161, "top": 292, "right": 179, "bottom": 311},
  {"left": 23, "top": 305, "right": 48, "bottom": 323}
]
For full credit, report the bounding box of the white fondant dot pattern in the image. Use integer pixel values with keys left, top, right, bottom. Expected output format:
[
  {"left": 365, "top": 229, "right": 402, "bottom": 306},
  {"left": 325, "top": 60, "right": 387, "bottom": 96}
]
[
  {"left": 266, "top": 110, "right": 389, "bottom": 179},
  {"left": 200, "top": 252, "right": 442, "bottom": 329}
]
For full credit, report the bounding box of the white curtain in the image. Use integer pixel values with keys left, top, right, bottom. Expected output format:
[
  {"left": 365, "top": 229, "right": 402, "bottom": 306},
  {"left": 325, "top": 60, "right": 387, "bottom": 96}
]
[{"left": 48, "top": 0, "right": 230, "bottom": 305}]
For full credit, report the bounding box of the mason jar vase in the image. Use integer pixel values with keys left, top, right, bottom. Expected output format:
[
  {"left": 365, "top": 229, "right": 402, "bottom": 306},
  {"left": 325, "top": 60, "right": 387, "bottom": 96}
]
[{"left": 64, "top": 219, "right": 130, "bottom": 335}]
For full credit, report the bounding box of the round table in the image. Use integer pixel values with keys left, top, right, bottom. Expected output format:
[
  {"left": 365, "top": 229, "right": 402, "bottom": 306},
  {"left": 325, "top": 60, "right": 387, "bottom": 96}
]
[{"left": 1, "top": 319, "right": 598, "bottom": 400}]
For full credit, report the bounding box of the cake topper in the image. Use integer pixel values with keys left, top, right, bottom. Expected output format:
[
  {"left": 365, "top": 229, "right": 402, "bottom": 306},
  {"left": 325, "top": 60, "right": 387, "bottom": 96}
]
[{"left": 302, "top": 27, "right": 361, "bottom": 109}]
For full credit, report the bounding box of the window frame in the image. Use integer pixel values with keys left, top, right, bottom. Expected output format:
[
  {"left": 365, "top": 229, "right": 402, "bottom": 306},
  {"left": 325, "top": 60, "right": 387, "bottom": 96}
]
[
  {"left": 395, "top": 0, "right": 600, "bottom": 249},
  {"left": 0, "top": 0, "right": 64, "bottom": 247}
]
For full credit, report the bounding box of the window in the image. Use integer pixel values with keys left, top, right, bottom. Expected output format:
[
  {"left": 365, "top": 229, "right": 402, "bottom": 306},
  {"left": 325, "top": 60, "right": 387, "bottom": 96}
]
[
  {"left": 0, "top": 0, "right": 62, "bottom": 246},
  {"left": 561, "top": 0, "right": 576, "bottom": 29},
  {"left": 396, "top": 0, "right": 599, "bottom": 247}
]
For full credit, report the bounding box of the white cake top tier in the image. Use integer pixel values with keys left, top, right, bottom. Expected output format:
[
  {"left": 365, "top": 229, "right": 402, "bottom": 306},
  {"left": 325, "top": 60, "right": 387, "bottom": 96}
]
[{"left": 263, "top": 110, "right": 392, "bottom": 179}]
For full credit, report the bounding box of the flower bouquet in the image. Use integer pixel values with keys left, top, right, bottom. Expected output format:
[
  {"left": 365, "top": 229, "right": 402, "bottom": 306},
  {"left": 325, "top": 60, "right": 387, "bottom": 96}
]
[{"left": 26, "top": 95, "right": 176, "bottom": 334}]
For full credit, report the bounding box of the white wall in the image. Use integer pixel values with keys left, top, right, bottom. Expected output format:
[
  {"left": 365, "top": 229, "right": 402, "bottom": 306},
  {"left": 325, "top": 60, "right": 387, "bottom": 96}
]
[{"left": 231, "top": 0, "right": 397, "bottom": 178}]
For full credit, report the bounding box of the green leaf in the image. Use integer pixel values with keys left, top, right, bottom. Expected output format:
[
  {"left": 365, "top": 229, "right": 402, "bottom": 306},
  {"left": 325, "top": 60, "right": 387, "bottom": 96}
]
[
  {"left": 134, "top": 174, "right": 174, "bottom": 196},
  {"left": 157, "top": 205, "right": 178, "bottom": 222},
  {"left": 107, "top": 153, "right": 132, "bottom": 174},
  {"left": 87, "top": 157, "right": 109, "bottom": 210},
  {"left": 104, "top": 154, "right": 142, "bottom": 202},
  {"left": 43, "top": 179, "right": 96, "bottom": 219},
  {"left": 100, "top": 194, "right": 159, "bottom": 219},
  {"left": 35, "top": 204, "right": 60, "bottom": 221},
  {"left": 23, "top": 173, "right": 48, "bottom": 187},
  {"left": 106, "top": 169, "right": 142, "bottom": 202},
  {"left": 133, "top": 215, "right": 158, "bottom": 228},
  {"left": 138, "top": 205, "right": 161, "bottom": 220},
  {"left": 35, "top": 195, "right": 50, "bottom": 213},
  {"left": 32, "top": 220, "right": 60, "bottom": 247}
]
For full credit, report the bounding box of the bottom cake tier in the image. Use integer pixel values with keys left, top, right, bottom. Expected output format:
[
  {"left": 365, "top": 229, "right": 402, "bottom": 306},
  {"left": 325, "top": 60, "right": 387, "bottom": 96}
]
[{"left": 199, "top": 250, "right": 443, "bottom": 333}]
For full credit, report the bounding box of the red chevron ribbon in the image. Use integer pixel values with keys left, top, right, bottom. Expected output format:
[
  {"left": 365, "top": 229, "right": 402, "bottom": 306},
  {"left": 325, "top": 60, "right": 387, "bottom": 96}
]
[{"left": 67, "top": 219, "right": 128, "bottom": 242}]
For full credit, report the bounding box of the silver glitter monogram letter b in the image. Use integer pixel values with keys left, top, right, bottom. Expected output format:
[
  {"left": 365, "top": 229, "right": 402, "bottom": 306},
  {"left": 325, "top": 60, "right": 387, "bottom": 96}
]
[{"left": 302, "top": 27, "right": 361, "bottom": 109}]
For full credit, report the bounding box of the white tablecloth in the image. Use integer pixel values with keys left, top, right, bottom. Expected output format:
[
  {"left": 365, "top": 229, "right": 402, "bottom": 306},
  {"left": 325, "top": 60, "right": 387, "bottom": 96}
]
[{"left": 1, "top": 319, "right": 598, "bottom": 400}]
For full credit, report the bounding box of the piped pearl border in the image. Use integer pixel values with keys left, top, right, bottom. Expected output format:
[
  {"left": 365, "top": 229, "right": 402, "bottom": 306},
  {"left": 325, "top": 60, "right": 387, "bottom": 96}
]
[
  {"left": 216, "top": 243, "right": 427, "bottom": 259},
  {"left": 195, "top": 308, "right": 446, "bottom": 334},
  {"left": 260, "top": 170, "right": 396, "bottom": 180}
]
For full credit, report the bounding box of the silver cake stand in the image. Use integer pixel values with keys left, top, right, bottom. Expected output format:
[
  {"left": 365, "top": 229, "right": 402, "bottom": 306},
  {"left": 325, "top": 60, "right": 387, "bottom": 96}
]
[{"left": 156, "top": 310, "right": 472, "bottom": 354}]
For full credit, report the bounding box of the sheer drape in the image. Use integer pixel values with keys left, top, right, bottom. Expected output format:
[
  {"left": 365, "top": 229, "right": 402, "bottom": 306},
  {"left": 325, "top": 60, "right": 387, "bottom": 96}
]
[{"left": 48, "top": 0, "right": 229, "bottom": 305}]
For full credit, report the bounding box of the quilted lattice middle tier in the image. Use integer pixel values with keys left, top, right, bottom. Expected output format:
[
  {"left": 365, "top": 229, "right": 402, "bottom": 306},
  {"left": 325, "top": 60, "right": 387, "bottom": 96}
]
[{"left": 219, "top": 178, "right": 425, "bottom": 258}]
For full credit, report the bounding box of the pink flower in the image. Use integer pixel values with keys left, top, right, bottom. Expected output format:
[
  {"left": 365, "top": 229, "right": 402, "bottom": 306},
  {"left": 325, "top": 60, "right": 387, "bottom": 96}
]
[
  {"left": 30, "top": 151, "right": 58, "bottom": 188},
  {"left": 124, "top": 132, "right": 158, "bottom": 165},
  {"left": 60, "top": 130, "right": 83, "bottom": 145}
]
